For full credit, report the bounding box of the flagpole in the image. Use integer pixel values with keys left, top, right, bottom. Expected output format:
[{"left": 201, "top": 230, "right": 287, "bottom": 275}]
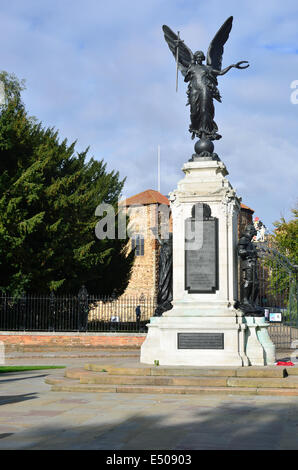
[{"left": 157, "top": 145, "right": 161, "bottom": 193}]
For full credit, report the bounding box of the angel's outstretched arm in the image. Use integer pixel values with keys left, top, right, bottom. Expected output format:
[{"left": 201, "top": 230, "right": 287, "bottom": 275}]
[
  {"left": 215, "top": 64, "right": 234, "bottom": 76},
  {"left": 215, "top": 61, "right": 249, "bottom": 76}
]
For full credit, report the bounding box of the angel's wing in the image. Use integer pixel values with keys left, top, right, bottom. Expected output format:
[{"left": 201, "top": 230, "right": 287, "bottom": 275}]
[
  {"left": 206, "top": 16, "right": 233, "bottom": 71},
  {"left": 162, "top": 25, "right": 193, "bottom": 76}
]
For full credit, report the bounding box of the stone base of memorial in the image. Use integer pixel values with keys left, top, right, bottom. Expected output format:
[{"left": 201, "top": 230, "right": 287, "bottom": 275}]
[
  {"left": 244, "top": 316, "right": 276, "bottom": 366},
  {"left": 140, "top": 158, "right": 275, "bottom": 367},
  {"left": 141, "top": 312, "right": 275, "bottom": 367},
  {"left": 141, "top": 307, "right": 248, "bottom": 366}
]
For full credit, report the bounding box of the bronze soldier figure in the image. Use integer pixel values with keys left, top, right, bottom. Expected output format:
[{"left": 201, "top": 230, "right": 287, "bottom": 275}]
[
  {"left": 238, "top": 224, "right": 264, "bottom": 316},
  {"left": 153, "top": 232, "right": 173, "bottom": 317}
]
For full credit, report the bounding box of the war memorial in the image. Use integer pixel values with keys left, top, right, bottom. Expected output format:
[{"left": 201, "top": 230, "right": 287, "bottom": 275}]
[{"left": 141, "top": 16, "right": 276, "bottom": 367}]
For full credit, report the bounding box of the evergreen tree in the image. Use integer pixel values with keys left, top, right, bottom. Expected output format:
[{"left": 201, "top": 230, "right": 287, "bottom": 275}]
[{"left": 0, "top": 71, "right": 134, "bottom": 296}]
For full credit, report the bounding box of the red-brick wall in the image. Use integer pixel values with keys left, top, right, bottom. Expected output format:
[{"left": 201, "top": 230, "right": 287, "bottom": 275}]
[{"left": 0, "top": 332, "right": 146, "bottom": 351}]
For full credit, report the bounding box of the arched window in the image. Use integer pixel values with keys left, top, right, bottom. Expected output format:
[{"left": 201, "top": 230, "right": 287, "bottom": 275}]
[{"left": 131, "top": 234, "right": 144, "bottom": 256}]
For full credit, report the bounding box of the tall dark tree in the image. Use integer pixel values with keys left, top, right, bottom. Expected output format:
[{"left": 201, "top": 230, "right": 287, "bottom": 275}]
[{"left": 0, "top": 71, "right": 134, "bottom": 296}]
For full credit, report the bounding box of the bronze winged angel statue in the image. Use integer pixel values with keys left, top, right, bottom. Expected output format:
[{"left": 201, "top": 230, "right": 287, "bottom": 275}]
[{"left": 162, "top": 17, "right": 249, "bottom": 157}]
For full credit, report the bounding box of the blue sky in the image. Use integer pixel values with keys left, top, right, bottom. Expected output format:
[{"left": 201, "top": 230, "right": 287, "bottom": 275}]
[{"left": 1, "top": 0, "right": 298, "bottom": 230}]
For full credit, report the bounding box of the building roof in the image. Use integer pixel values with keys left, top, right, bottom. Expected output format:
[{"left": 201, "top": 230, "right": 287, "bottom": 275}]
[
  {"left": 240, "top": 203, "right": 254, "bottom": 213},
  {"left": 123, "top": 189, "right": 254, "bottom": 213},
  {"left": 122, "top": 189, "right": 170, "bottom": 206}
]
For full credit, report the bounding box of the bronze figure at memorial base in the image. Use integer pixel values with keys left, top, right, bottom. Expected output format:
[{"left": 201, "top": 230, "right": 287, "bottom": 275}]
[
  {"left": 237, "top": 224, "right": 264, "bottom": 317},
  {"left": 152, "top": 231, "right": 173, "bottom": 317},
  {"left": 162, "top": 16, "right": 249, "bottom": 159}
]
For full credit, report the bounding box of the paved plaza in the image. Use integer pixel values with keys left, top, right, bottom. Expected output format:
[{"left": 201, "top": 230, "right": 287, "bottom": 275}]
[{"left": 0, "top": 352, "right": 298, "bottom": 450}]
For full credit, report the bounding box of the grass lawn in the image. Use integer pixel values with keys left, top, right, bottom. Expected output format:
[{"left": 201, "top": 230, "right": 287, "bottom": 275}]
[{"left": 0, "top": 365, "right": 66, "bottom": 373}]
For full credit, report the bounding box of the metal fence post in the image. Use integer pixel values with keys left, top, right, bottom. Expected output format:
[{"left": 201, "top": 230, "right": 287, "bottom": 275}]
[
  {"left": 49, "top": 292, "right": 56, "bottom": 332},
  {"left": 20, "top": 292, "right": 26, "bottom": 331},
  {"left": 1, "top": 293, "right": 7, "bottom": 329},
  {"left": 78, "top": 285, "right": 89, "bottom": 332}
]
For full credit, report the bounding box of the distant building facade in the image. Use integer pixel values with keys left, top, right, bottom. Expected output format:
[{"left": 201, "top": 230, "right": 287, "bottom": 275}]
[{"left": 121, "top": 190, "right": 170, "bottom": 297}]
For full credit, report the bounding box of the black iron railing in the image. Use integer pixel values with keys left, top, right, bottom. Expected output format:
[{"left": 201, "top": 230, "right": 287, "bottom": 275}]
[
  {"left": 256, "top": 243, "right": 298, "bottom": 326},
  {"left": 0, "top": 287, "right": 156, "bottom": 333}
]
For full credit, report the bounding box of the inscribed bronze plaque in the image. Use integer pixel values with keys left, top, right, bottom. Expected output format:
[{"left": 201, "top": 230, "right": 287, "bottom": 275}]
[
  {"left": 178, "top": 333, "right": 224, "bottom": 349},
  {"left": 185, "top": 203, "right": 218, "bottom": 293}
]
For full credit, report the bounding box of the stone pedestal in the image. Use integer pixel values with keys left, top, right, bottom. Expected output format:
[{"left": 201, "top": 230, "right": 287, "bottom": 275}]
[
  {"left": 140, "top": 158, "right": 275, "bottom": 367},
  {"left": 141, "top": 315, "right": 248, "bottom": 366},
  {"left": 245, "top": 316, "right": 276, "bottom": 365}
]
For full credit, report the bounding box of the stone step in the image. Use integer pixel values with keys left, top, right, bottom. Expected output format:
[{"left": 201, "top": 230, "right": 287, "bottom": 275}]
[
  {"left": 68, "top": 368, "right": 230, "bottom": 386},
  {"left": 64, "top": 367, "right": 297, "bottom": 388},
  {"left": 77, "top": 371, "right": 298, "bottom": 389},
  {"left": 80, "top": 373, "right": 229, "bottom": 387},
  {"left": 46, "top": 376, "right": 75, "bottom": 386},
  {"left": 236, "top": 367, "right": 287, "bottom": 378},
  {"left": 227, "top": 376, "right": 298, "bottom": 389},
  {"left": 45, "top": 376, "right": 298, "bottom": 397},
  {"left": 84, "top": 364, "right": 288, "bottom": 378},
  {"left": 66, "top": 368, "right": 98, "bottom": 380},
  {"left": 45, "top": 364, "right": 298, "bottom": 397}
]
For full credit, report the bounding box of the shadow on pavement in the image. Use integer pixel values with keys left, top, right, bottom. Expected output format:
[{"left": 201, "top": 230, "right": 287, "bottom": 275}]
[
  {"left": 0, "top": 374, "right": 49, "bottom": 384},
  {"left": 0, "top": 398, "right": 296, "bottom": 450},
  {"left": 0, "top": 392, "right": 38, "bottom": 406}
]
